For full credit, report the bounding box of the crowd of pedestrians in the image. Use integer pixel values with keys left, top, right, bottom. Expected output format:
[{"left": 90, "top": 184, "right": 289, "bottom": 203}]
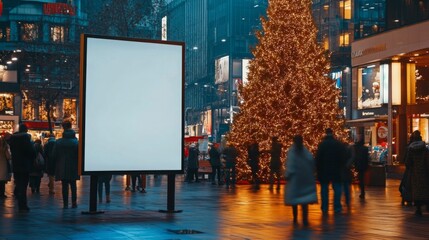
[{"left": 1, "top": 120, "right": 428, "bottom": 225}]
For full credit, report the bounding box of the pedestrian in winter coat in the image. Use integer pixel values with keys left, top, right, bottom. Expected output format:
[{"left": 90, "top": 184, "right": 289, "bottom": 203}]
[
  {"left": 0, "top": 136, "right": 12, "bottom": 198},
  {"left": 269, "top": 136, "right": 282, "bottom": 190},
  {"left": 53, "top": 120, "right": 79, "bottom": 209},
  {"left": 8, "top": 123, "right": 37, "bottom": 212},
  {"left": 353, "top": 138, "right": 369, "bottom": 199},
  {"left": 186, "top": 143, "right": 200, "bottom": 183},
  {"left": 284, "top": 135, "right": 317, "bottom": 226},
  {"left": 247, "top": 139, "right": 260, "bottom": 189},
  {"left": 315, "top": 128, "right": 347, "bottom": 214},
  {"left": 29, "top": 139, "right": 44, "bottom": 194},
  {"left": 43, "top": 134, "right": 56, "bottom": 194},
  {"left": 404, "top": 130, "right": 429, "bottom": 216},
  {"left": 222, "top": 143, "right": 238, "bottom": 188},
  {"left": 209, "top": 143, "right": 222, "bottom": 185}
]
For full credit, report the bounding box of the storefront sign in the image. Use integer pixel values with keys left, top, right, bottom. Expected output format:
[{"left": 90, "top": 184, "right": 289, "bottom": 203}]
[
  {"left": 362, "top": 111, "right": 375, "bottom": 116},
  {"left": 43, "top": 3, "right": 75, "bottom": 16},
  {"left": 352, "top": 44, "right": 386, "bottom": 58}
]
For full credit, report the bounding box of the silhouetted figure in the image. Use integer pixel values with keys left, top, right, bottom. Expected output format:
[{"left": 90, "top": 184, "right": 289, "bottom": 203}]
[
  {"left": 186, "top": 143, "right": 200, "bottom": 183},
  {"left": 316, "top": 128, "right": 347, "bottom": 214},
  {"left": 8, "top": 124, "right": 36, "bottom": 212},
  {"left": 53, "top": 120, "right": 79, "bottom": 209},
  {"left": 222, "top": 143, "right": 238, "bottom": 189},
  {"left": 0, "top": 136, "right": 12, "bottom": 198},
  {"left": 353, "top": 138, "right": 369, "bottom": 199},
  {"left": 209, "top": 143, "right": 222, "bottom": 185},
  {"left": 404, "top": 130, "right": 429, "bottom": 216},
  {"left": 269, "top": 136, "right": 282, "bottom": 190},
  {"left": 29, "top": 139, "right": 45, "bottom": 194},
  {"left": 43, "top": 134, "right": 56, "bottom": 195},
  {"left": 247, "top": 139, "right": 260, "bottom": 189},
  {"left": 284, "top": 135, "right": 317, "bottom": 226}
]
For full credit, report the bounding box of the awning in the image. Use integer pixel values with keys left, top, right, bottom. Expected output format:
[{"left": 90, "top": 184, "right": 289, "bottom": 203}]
[{"left": 345, "top": 116, "right": 387, "bottom": 127}]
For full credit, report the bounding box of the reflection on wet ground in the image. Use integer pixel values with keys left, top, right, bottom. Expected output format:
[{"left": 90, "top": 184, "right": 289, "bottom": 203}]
[{"left": 1, "top": 175, "right": 428, "bottom": 239}]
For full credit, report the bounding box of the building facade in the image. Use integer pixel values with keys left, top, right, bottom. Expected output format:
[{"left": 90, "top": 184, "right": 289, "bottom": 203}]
[
  {"left": 165, "top": 0, "right": 267, "bottom": 142},
  {"left": 350, "top": 0, "right": 429, "bottom": 164},
  {"left": 0, "top": 0, "right": 88, "bottom": 138}
]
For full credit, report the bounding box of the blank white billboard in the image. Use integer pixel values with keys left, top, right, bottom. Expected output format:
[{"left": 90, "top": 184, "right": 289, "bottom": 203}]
[{"left": 80, "top": 35, "right": 184, "bottom": 174}]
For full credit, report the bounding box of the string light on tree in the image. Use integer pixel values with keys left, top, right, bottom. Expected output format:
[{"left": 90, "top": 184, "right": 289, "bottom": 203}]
[{"left": 227, "top": 0, "right": 347, "bottom": 183}]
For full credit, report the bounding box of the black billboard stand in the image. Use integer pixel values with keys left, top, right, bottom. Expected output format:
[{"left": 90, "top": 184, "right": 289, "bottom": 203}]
[
  {"left": 82, "top": 175, "right": 104, "bottom": 215},
  {"left": 159, "top": 173, "right": 182, "bottom": 213}
]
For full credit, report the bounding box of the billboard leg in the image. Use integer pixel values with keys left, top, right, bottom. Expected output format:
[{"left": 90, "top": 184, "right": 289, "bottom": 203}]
[
  {"left": 82, "top": 175, "right": 104, "bottom": 215},
  {"left": 159, "top": 174, "right": 182, "bottom": 213}
]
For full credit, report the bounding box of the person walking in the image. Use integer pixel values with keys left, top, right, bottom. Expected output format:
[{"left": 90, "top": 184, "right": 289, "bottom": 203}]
[
  {"left": 284, "top": 135, "right": 317, "bottom": 226},
  {"left": 0, "top": 136, "right": 12, "bottom": 198},
  {"left": 8, "top": 123, "right": 37, "bottom": 212},
  {"left": 315, "top": 128, "right": 347, "bottom": 214},
  {"left": 53, "top": 120, "right": 79, "bottom": 209},
  {"left": 222, "top": 143, "right": 238, "bottom": 189},
  {"left": 247, "top": 138, "right": 260, "bottom": 190},
  {"left": 342, "top": 141, "right": 354, "bottom": 208},
  {"left": 186, "top": 143, "right": 200, "bottom": 183},
  {"left": 98, "top": 174, "right": 112, "bottom": 203},
  {"left": 209, "top": 143, "right": 222, "bottom": 185},
  {"left": 404, "top": 130, "right": 429, "bottom": 216},
  {"left": 353, "top": 137, "right": 369, "bottom": 199},
  {"left": 29, "top": 139, "right": 45, "bottom": 194},
  {"left": 43, "top": 134, "right": 56, "bottom": 195},
  {"left": 269, "top": 136, "right": 282, "bottom": 190}
]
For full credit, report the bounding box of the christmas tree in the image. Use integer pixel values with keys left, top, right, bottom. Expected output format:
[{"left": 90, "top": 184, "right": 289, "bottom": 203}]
[{"left": 227, "top": 0, "right": 346, "bottom": 183}]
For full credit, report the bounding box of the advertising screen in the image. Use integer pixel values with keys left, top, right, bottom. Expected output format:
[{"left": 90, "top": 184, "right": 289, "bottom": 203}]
[{"left": 80, "top": 35, "right": 184, "bottom": 174}]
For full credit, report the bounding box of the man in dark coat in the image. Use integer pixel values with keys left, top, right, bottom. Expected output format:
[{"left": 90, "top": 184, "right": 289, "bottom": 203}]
[
  {"left": 315, "top": 128, "right": 347, "bottom": 214},
  {"left": 53, "top": 120, "right": 79, "bottom": 209},
  {"left": 353, "top": 138, "right": 369, "bottom": 199},
  {"left": 43, "top": 134, "right": 56, "bottom": 194},
  {"left": 186, "top": 143, "right": 200, "bottom": 183},
  {"left": 222, "top": 143, "right": 238, "bottom": 188},
  {"left": 8, "top": 123, "right": 36, "bottom": 212},
  {"left": 247, "top": 139, "right": 260, "bottom": 189},
  {"left": 209, "top": 143, "right": 222, "bottom": 185}
]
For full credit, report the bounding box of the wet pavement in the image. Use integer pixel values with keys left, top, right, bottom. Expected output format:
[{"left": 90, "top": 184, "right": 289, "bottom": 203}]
[{"left": 1, "top": 175, "right": 429, "bottom": 240}]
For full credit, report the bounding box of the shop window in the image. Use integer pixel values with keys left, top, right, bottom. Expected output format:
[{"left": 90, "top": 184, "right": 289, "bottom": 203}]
[
  {"left": 63, "top": 98, "right": 77, "bottom": 125},
  {"left": 323, "top": 37, "right": 329, "bottom": 50},
  {"left": 39, "top": 100, "right": 57, "bottom": 121},
  {"left": 20, "top": 23, "right": 40, "bottom": 42},
  {"left": 22, "top": 100, "right": 35, "bottom": 120},
  {"left": 339, "top": 33, "right": 350, "bottom": 46},
  {"left": 0, "top": 93, "right": 13, "bottom": 115},
  {"left": 0, "top": 120, "right": 14, "bottom": 134},
  {"left": 50, "top": 25, "right": 68, "bottom": 43},
  {"left": 357, "top": 64, "right": 383, "bottom": 109},
  {"left": 339, "top": 0, "right": 351, "bottom": 20},
  {"left": 415, "top": 67, "right": 429, "bottom": 103}
]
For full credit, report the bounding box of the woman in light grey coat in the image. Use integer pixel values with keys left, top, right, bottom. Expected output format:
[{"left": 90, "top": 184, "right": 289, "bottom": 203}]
[{"left": 284, "top": 135, "right": 317, "bottom": 226}]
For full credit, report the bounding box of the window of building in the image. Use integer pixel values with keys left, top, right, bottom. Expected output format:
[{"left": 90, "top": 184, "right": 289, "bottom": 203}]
[
  {"left": 408, "top": 63, "right": 429, "bottom": 104},
  {"left": 357, "top": 64, "right": 384, "bottom": 109},
  {"left": 323, "top": 37, "right": 329, "bottom": 50},
  {"left": 339, "top": 0, "right": 352, "bottom": 20},
  {"left": 20, "top": 23, "right": 40, "bottom": 42},
  {"left": 39, "top": 100, "right": 57, "bottom": 121},
  {"left": 50, "top": 25, "right": 68, "bottom": 43},
  {"left": 63, "top": 98, "right": 77, "bottom": 125},
  {"left": 22, "top": 100, "right": 35, "bottom": 120},
  {"left": 339, "top": 33, "right": 350, "bottom": 46},
  {"left": 0, "top": 93, "right": 13, "bottom": 115}
]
